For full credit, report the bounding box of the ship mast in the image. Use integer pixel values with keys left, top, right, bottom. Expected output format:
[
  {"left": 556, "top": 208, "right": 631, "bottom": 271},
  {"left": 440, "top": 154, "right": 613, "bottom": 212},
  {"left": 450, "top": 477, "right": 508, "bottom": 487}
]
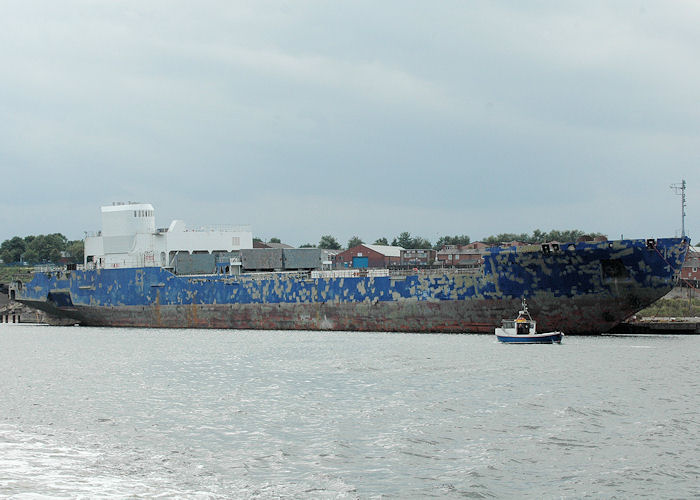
[{"left": 670, "top": 179, "right": 687, "bottom": 238}]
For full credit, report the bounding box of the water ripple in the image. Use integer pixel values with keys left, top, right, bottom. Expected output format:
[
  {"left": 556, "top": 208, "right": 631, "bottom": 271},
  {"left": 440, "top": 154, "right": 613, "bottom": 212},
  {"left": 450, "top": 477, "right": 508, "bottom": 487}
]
[{"left": 0, "top": 326, "right": 699, "bottom": 498}]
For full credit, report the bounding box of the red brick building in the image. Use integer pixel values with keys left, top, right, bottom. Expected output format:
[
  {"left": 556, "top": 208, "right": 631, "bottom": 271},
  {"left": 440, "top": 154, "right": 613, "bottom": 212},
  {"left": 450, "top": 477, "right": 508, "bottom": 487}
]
[
  {"left": 400, "top": 248, "right": 437, "bottom": 266},
  {"left": 680, "top": 247, "right": 700, "bottom": 285},
  {"left": 436, "top": 242, "right": 489, "bottom": 266},
  {"left": 334, "top": 244, "right": 403, "bottom": 268}
]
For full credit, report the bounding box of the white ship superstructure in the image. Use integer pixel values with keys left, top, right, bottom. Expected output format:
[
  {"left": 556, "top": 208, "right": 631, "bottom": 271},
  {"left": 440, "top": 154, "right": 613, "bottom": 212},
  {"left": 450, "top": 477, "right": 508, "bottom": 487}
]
[{"left": 83, "top": 202, "right": 253, "bottom": 269}]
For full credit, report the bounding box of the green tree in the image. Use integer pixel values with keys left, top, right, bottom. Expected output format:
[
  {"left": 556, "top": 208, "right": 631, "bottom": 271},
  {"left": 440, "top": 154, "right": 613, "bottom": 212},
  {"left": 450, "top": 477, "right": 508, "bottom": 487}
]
[
  {"left": 435, "top": 234, "right": 470, "bottom": 249},
  {"left": 347, "top": 236, "right": 364, "bottom": 249},
  {"left": 482, "top": 229, "right": 607, "bottom": 245},
  {"left": 482, "top": 233, "right": 529, "bottom": 245},
  {"left": 392, "top": 232, "right": 431, "bottom": 249},
  {"left": 531, "top": 229, "right": 546, "bottom": 242},
  {"left": 0, "top": 236, "right": 27, "bottom": 263},
  {"left": 23, "top": 233, "right": 68, "bottom": 263},
  {"left": 66, "top": 240, "right": 84, "bottom": 264},
  {"left": 544, "top": 229, "right": 606, "bottom": 242},
  {"left": 373, "top": 237, "right": 389, "bottom": 245},
  {"left": 299, "top": 243, "right": 316, "bottom": 248},
  {"left": 412, "top": 237, "right": 432, "bottom": 249},
  {"left": 269, "top": 237, "right": 281, "bottom": 243},
  {"left": 318, "top": 235, "right": 341, "bottom": 250},
  {"left": 392, "top": 232, "right": 413, "bottom": 248}
]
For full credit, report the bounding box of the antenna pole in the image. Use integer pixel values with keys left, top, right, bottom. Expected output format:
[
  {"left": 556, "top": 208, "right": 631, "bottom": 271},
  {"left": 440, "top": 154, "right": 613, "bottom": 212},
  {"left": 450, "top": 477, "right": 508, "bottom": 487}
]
[{"left": 670, "top": 179, "right": 687, "bottom": 238}]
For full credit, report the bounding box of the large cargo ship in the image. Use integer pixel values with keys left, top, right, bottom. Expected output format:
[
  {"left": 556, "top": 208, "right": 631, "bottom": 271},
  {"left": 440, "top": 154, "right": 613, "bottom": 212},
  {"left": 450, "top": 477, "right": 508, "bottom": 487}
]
[{"left": 11, "top": 203, "right": 690, "bottom": 334}]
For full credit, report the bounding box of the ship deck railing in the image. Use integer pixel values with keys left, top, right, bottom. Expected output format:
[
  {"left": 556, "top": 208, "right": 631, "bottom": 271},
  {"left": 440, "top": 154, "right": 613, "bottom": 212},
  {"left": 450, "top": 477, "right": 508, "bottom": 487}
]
[
  {"left": 33, "top": 265, "right": 68, "bottom": 273},
  {"left": 387, "top": 266, "right": 482, "bottom": 277},
  {"left": 185, "top": 224, "right": 252, "bottom": 233},
  {"left": 28, "top": 264, "right": 483, "bottom": 280},
  {"left": 182, "top": 266, "right": 483, "bottom": 282}
]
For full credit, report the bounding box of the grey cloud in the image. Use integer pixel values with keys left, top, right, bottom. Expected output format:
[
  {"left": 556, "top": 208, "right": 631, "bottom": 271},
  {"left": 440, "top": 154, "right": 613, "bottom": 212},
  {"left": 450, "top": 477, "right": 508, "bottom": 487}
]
[{"left": 0, "top": 1, "right": 697, "bottom": 244}]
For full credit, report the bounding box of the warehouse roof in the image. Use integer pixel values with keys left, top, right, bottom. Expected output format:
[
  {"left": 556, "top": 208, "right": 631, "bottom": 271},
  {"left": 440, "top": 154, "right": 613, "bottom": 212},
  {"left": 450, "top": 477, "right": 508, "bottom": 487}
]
[{"left": 363, "top": 244, "right": 404, "bottom": 257}]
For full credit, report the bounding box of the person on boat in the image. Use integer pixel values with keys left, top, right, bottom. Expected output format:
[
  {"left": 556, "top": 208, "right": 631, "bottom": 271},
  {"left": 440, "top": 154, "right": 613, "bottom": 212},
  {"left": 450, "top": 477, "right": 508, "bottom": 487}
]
[{"left": 516, "top": 316, "right": 530, "bottom": 335}]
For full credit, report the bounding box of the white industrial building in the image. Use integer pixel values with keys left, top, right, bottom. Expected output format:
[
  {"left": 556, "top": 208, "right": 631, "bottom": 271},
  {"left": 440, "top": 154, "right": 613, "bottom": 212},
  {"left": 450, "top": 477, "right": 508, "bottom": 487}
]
[{"left": 83, "top": 202, "right": 253, "bottom": 269}]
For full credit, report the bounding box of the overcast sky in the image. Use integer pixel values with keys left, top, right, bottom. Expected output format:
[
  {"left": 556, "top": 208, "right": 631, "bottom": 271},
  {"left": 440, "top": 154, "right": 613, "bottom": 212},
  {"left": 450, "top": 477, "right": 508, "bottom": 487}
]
[{"left": 1, "top": 1, "right": 698, "bottom": 246}]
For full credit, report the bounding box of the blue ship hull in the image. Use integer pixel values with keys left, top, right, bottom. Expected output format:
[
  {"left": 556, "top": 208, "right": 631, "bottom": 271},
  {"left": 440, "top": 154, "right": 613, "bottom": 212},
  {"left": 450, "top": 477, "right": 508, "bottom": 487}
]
[{"left": 12, "top": 238, "right": 690, "bottom": 334}]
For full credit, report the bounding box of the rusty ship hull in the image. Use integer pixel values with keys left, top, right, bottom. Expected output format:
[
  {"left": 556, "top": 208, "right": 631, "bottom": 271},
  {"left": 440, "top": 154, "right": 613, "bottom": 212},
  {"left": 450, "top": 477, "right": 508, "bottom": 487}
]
[{"left": 13, "top": 237, "right": 689, "bottom": 334}]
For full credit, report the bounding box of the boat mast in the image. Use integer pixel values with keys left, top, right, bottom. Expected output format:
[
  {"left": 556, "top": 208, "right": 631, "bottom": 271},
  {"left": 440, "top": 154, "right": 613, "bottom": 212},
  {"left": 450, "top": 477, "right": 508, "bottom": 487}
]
[{"left": 670, "top": 179, "right": 687, "bottom": 238}]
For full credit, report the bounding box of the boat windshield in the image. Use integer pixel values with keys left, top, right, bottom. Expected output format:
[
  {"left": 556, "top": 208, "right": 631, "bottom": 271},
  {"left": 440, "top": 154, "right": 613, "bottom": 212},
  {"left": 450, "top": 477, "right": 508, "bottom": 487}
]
[{"left": 502, "top": 320, "right": 515, "bottom": 329}]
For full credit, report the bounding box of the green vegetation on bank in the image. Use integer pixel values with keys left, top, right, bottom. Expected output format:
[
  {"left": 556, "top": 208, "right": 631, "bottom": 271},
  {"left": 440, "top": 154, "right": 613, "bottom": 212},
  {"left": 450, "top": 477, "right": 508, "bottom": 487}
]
[
  {"left": 636, "top": 297, "right": 700, "bottom": 318},
  {"left": 0, "top": 266, "right": 33, "bottom": 284}
]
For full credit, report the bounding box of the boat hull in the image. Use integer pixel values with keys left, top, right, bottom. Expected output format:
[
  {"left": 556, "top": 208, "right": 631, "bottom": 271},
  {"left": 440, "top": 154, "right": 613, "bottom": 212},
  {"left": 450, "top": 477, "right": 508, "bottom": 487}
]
[
  {"left": 495, "top": 331, "right": 563, "bottom": 344},
  {"left": 12, "top": 237, "right": 690, "bottom": 334},
  {"left": 14, "top": 291, "right": 676, "bottom": 334}
]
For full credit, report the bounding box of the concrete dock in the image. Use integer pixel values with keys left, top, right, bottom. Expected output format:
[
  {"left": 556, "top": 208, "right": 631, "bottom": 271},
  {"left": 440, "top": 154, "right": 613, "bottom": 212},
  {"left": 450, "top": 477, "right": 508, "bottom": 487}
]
[{"left": 609, "top": 317, "right": 700, "bottom": 335}]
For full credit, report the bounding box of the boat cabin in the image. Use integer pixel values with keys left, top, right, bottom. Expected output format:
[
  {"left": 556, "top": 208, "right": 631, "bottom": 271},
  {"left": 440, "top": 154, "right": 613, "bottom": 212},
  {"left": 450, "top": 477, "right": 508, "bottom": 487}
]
[{"left": 500, "top": 310, "right": 537, "bottom": 335}]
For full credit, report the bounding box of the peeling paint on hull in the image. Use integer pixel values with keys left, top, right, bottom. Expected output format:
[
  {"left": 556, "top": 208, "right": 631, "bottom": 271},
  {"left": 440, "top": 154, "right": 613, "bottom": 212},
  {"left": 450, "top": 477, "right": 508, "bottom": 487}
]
[{"left": 14, "top": 238, "right": 690, "bottom": 334}]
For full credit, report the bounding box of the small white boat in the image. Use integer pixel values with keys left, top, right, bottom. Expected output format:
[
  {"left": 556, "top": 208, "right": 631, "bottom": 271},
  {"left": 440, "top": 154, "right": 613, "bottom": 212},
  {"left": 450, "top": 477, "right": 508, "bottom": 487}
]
[{"left": 495, "top": 299, "right": 563, "bottom": 344}]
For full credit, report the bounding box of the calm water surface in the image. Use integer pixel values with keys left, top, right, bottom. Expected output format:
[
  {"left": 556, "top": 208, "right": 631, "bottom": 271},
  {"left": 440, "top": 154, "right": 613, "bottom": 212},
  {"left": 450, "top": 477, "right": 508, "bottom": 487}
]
[{"left": 0, "top": 324, "right": 698, "bottom": 498}]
